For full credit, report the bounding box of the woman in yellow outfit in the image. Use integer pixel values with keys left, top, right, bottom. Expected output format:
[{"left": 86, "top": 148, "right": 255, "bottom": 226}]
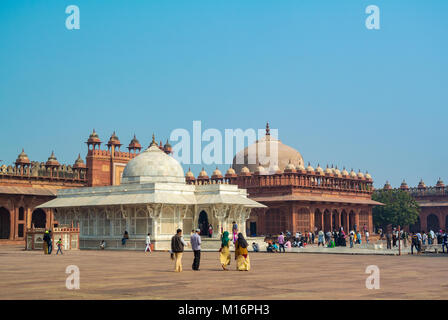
[
  {"left": 219, "top": 231, "right": 231, "bottom": 270},
  {"left": 235, "top": 233, "right": 250, "bottom": 271}
]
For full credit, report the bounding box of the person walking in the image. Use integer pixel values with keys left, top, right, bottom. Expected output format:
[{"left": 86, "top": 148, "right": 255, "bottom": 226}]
[
  {"left": 235, "top": 233, "right": 250, "bottom": 271},
  {"left": 365, "top": 230, "right": 370, "bottom": 244},
  {"left": 47, "top": 230, "right": 53, "bottom": 254},
  {"left": 318, "top": 230, "right": 325, "bottom": 247},
  {"left": 191, "top": 229, "right": 202, "bottom": 270},
  {"left": 386, "top": 231, "right": 392, "bottom": 249},
  {"left": 441, "top": 230, "right": 448, "bottom": 253},
  {"left": 43, "top": 230, "right": 50, "bottom": 254},
  {"left": 208, "top": 224, "right": 213, "bottom": 238},
  {"left": 220, "top": 231, "right": 232, "bottom": 270},
  {"left": 232, "top": 221, "right": 238, "bottom": 243},
  {"left": 145, "top": 233, "right": 152, "bottom": 254},
  {"left": 411, "top": 232, "right": 419, "bottom": 255},
  {"left": 171, "top": 229, "right": 187, "bottom": 272},
  {"left": 56, "top": 238, "right": 63, "bottom": 255},
  {"left": 278, "top": 232, "right": 285, "bottom": 253},
  {"left": 349, "top": 230, "right": 355, "bottom": 248}
]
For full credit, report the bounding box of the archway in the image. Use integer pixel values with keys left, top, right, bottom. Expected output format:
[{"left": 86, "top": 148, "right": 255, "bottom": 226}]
[
  {"left": 341, "top": 210, "right": 348, "bottom": 231},
  {"left": 32, "top": 209, "right": 46, "bottom": 228},
  {"left": 349, "top": 210, "right": 356, "bottom": 231},
  {"left": 332, "top": 210, "right": 339, "bottom": 231},
  {"left": 427, "top": 214, "right": 440, "bottom": 232},
  {"left": 0, "top": 207, "right": 10, "bottom": 239},
  {"left": 198, "top": 211, "right": 209, "bottom": 236},
  {"left": 323, "top": 209, "right": 331, "bottom": 232},
  {"left": 314, "top": 209, "right": 322, "bottom": 231}
]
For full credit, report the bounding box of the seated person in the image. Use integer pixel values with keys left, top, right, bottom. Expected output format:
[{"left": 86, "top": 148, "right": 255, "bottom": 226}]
[
  {"left": 285, "top": 240, "right": 292, "bottom": 249},
  {"left": 272, "top": 242, "right": 279, "bottom": 252},
  {"left": 267, "top": 242, "right": 274, "bottom": 252},
  {"left": 99, "top": 240, "right": 106, "bottom": 250},
  {"left": 252, "top": 242, "right": 259, "bottom": 252}
]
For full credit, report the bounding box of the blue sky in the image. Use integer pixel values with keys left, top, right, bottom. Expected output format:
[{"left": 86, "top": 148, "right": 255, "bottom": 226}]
[{"left": 0, "top": 0, "right": 446, "bottom": 188}]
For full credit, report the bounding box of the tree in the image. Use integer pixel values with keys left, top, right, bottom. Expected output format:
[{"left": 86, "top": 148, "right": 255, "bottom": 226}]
[{"left": 372, "top": 189, "right": 420, "bottom": 229}]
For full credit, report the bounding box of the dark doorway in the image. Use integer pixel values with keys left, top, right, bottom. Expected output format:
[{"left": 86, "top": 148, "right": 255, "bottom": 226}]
[
  {"left": 427, "top": 214, "right": 440, "bottom": 232},
  {"left": 410, "top": 217, "right": 421, "bottom": 233},
  {"left": 250, "top": 222, "right": 257, "bottom": 237},
  {"left": 0, "top": 207, "right": 10, "bottom": 239},
  {"left": 198, "top": 211, "right": 209, "bottom": 236},
  {"left": 32, "top": 209, "right": 46, "bottom": 228},
  {"left": 314, "top": 209, "right": 322, "bottom": 231}
]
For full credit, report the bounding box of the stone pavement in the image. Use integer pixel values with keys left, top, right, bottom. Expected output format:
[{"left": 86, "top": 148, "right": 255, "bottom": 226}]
[{"left": 1, "top": 245, "right": 447, "bottom": 300}]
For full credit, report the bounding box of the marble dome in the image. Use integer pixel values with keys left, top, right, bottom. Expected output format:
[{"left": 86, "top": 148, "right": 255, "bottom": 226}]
[{"left": 121, "top": 145, "right": 185, "bottom": 184}]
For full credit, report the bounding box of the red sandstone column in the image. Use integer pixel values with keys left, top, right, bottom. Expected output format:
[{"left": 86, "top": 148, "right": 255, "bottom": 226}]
[
  {"left": 355, "top": 210, "right": 360, "bottom": 230},
  {"left": 9, "top": 206, "right": 14, "bottom": 240},
  {"left": 420, "top": 211, "right": 427, "bottom": 232}
]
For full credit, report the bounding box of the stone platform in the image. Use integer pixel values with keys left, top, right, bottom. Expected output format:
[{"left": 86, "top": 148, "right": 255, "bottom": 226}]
[{"left": 1, "top": 245, "right": 448, "bottom": 300}]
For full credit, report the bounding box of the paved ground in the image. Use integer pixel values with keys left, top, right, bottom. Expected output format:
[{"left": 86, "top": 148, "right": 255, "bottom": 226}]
[{"left": 1, "top": 245, "right": 447, "bottom": 300}]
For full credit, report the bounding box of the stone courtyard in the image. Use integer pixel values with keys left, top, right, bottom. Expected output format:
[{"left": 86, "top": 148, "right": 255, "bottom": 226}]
[{"left": 1, "top": 245, "right": 448, "bottom": 300}]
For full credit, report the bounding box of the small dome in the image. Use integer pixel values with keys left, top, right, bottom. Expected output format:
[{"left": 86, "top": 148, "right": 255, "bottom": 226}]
[
  {"left": 121, "top": 145, "right": 185, "bottom": 184},
  {"left": 436, "top": 178, "right": 445, "bottom": 188},
  {"left": 268, "top": 163, "right": 282, "bottom": 175},
  {"left": 296, "top": 163, "right": 305, "bottom": 172},
  {"left": 15, "top": 148, "right": 30, "bottom": 165},
  {"left": 384, "top": 181, "right": 392, "bottom": 190},
  {"left": 254, "top": 163, "right": 267, "bottom": 175},
  {"left": 334, "top": 166, "right": 341, "bottom": 177},
  {"left": 400, "top": 180, "right": 409, "bottom": 190},
  {"left": 306, "top": 162, "right": 314, "bottom": 173},
  {"left": 107, "top": 131, "right": 121, "bottom": 146},
  {"left": 284, "top": 160, "right": 296, "bottom": 173},
  {"left": 239, "top": 166, "right": 251, "bottom": 176},
  {"left": 45, "top": 151, "right": 60, "bottom": 167},
  {"left": 365, "top": 171, "right": 372, "bottom": 180},
  {"left": 341, "top": 167, "right": 349, "bottom": 176},
  {"left": 225, "top": 166, "right": 237, "bottom": 177},
  {"left": 315, "top": 164, "right": 324, "bottom": 175},
  {"left": 418, "top": 179, "right": 426, "bottom": 189},
  {"left": 185, "top": 168, "right": 194, "bottom": 178},
  {"left": 198, "top": 168, "right": 209, "bottom": 179},
  {"left": 357, "top": 170, "right": 365, "bottom": 179},
  {"left": 87, "top": 129, "right": 101, "bottom": 144},
  {"left": 73, "top": 154, "right": 86, "bottom": 169},
  {"left": 349, "top": 169, "right": 357, "bottom": 178},
  {"left": 163, "top": 139, "right": 172, "bottom": 153},
  {"left": 324, "top": 165, "right": 333, "bottom": 175},
  {"left": 212, "top": 167, "right": 223, "bottom": 178},
  {"left": 128, "top": 134, "right": 142, "bottom": 150}
]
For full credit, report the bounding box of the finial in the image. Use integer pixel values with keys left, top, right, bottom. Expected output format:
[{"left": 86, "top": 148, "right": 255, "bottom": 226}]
[
  {"left": 266, "top": 122, "right": 270, "bottom": 135},
  {"left": 150, "top": 133, "right": 157, "bottom": 147}
]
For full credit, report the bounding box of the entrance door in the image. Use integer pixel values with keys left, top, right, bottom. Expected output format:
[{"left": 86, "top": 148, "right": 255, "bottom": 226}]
[
  {"left": 250, "top": 222, "right": 257, "bottom": 237},
  {"left": 198, "top": 211, "right": 209, "bottom": 236},
  {"left": 0, "top": 207, "right": 10, "bottom": 239}
]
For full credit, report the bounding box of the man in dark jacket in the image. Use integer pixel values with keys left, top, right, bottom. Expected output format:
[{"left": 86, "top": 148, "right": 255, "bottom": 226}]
[{"left": 171, "top": 229, "right": 187, "bottom": 272}]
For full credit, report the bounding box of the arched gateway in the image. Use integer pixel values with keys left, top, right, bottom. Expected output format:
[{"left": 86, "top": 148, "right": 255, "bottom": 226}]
[{"left": 0, "top": 207, "right": 10, "bottom": 239}]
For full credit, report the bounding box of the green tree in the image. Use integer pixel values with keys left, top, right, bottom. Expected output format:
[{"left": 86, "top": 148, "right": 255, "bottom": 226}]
[{"left": 372, "top": 189, "right": 420, "bottom": 229}]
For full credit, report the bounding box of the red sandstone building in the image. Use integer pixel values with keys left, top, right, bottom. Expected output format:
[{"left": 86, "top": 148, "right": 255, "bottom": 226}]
[
  {"left": 383, "top": 179, "right": 448, "bottom": 232},
  {"left": 185, "top": 124, "right": 381, "bottom": 236}
]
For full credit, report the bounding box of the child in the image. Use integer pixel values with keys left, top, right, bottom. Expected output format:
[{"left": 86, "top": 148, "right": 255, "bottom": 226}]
[{"left": 56, "top": 238, "right": 63, "bottom": 255}]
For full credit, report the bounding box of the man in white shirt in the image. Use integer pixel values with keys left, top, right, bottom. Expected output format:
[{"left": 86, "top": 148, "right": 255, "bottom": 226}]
[{"left": 145, "top": 233, "right": 152, "bottom": 254}]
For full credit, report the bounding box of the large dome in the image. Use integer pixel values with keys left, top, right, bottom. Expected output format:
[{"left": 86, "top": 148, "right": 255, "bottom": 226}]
[
  {"left": 232, "top": 128, "right": 304, "bottom": 174},
  {"left": 121, "top": 145, "right": 185, "bottom": 184}
]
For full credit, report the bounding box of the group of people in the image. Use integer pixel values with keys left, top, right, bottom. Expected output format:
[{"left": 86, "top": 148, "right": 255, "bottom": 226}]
[
  {"left": 42, "top": 230, "right": 64, "bottom": 255},
  {"left": 169, "top": 227, "right": 251, "bottom": 272},
  {"left": 407, "top": 230, "right": 448, "bottom": 254},
  {"left": 265, "top": 226, "right": 371, "bottom": 251}
]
